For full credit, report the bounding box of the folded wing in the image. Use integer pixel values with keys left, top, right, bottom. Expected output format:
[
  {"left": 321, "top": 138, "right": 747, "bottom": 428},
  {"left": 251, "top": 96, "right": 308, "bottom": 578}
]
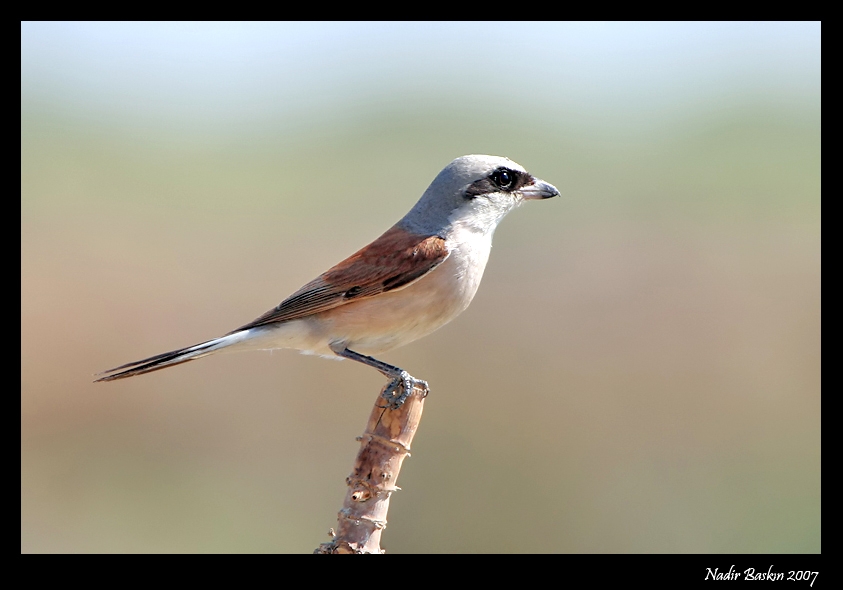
[{"left": 231, "top": 225, "right": 450, "bottom": 332}]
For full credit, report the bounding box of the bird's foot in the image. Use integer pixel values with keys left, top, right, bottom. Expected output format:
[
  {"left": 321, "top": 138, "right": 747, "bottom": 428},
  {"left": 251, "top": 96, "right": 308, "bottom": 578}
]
[{"left": 381, "top": 371, "right": 429, "bottom": 409}]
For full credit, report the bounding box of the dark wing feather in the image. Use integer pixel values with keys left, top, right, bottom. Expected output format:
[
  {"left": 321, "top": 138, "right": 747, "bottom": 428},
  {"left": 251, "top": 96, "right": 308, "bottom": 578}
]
[{"left": 230, "top": 226, "right": 449, "bottom": 333}]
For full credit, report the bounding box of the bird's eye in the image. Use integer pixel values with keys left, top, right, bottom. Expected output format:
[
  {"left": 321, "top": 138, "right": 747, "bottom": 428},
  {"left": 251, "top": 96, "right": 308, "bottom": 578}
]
[{"left": 491, "top": 168, "right": 514, "bottom": 190}]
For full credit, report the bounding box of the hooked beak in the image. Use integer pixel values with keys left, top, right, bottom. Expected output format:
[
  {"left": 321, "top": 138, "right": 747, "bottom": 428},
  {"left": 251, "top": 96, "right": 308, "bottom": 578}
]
[{"left": 520, "top": 178, "right": 560, "bottom": 200}]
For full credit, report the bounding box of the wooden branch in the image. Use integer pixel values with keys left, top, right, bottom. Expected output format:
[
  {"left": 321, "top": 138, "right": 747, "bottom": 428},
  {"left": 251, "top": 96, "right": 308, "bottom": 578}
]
[{"left": 315, "top": 384, "right": 427, "bottom": 554}]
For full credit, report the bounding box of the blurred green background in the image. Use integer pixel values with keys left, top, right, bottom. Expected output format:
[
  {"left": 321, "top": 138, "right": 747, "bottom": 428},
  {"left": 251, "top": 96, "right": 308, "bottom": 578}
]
[{"left": 21, "top": 22, "right": 820, "bottom": 553}]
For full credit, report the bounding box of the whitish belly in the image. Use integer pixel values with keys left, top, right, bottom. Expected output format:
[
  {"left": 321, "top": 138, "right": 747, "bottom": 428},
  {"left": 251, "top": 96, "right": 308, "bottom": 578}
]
[
  {"left": 309, "top": 244, "right": 489, "bottom": 355},
  {"left": 237, "top": 234, "right": 492, "bottom": 358}
]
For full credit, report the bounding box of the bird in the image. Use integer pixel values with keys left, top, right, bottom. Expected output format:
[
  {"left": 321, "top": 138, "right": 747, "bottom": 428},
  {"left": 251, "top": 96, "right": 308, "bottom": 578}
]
[{"left": 96, "top": 155, "right": 559, "bottom": 407}]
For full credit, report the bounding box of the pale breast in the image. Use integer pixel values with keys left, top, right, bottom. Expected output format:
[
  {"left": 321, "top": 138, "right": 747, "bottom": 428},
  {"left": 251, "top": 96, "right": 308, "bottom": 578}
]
[{"left": 309, "top": 232, "right": 493, "bottom": 355}]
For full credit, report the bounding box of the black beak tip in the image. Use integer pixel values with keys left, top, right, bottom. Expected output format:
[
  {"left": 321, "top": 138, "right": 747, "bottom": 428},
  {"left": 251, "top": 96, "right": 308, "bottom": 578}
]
[{"left": 523, "top": 180, "right": 560, "bottom": 200}]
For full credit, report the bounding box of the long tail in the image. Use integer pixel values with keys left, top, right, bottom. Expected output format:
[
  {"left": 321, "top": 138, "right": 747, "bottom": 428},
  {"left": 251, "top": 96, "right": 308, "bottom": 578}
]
[{"left": 94, "top": 333, "right": 244, "bottom": 382}]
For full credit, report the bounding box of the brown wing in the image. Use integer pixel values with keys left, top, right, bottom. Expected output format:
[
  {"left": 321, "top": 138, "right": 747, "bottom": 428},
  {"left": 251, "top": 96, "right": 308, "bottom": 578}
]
[{"left": 230, "top": 225, "right": 449, "bottom": 332}]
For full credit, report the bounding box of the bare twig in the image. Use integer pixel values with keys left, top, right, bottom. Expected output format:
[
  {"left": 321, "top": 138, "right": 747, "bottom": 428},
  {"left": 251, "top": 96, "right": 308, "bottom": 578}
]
[{"left": 315, "top": 384, "right": 427, "bottom": 554}]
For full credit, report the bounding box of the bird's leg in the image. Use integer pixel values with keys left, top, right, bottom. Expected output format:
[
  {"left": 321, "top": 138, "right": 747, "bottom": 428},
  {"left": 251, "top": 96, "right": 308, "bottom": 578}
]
[{"left": 330, "top": 344, "right": 429, "bottom": 409}]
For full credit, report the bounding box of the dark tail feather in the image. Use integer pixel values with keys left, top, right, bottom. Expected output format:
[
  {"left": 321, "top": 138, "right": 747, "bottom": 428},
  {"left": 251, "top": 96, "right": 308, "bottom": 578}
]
[{"left": 94, "top": 339, "right": 227, "bottom": 382}]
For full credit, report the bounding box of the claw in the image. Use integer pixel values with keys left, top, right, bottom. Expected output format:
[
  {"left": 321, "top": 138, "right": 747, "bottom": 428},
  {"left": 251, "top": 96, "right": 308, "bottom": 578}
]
[
  {"left": 380, "top": 371, "right": 429, "bottom": 409},
  {"left": 331, "top": 346, "right": 429, "bottom": 409},
  {"left": 381, "top": 377, "right": 401, "bottom": 402}
]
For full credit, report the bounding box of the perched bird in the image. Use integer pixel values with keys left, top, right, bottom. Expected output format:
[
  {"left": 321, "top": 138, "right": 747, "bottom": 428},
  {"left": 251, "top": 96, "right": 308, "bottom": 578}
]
[{"left": 96, "top": 155, "right": 559, "bottom": 407}]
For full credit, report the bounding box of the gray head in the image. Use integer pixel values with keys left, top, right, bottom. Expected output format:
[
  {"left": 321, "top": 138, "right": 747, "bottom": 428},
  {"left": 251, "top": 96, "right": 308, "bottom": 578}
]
[{"left": 400, "top": 155, "right": 559, "bottom": 236}]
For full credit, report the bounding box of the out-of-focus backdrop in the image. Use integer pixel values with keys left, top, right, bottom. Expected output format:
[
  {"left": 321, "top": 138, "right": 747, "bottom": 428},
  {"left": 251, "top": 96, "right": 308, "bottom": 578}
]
[{"left": 21, "top": 22, "right": 820, "bottom": 553}]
